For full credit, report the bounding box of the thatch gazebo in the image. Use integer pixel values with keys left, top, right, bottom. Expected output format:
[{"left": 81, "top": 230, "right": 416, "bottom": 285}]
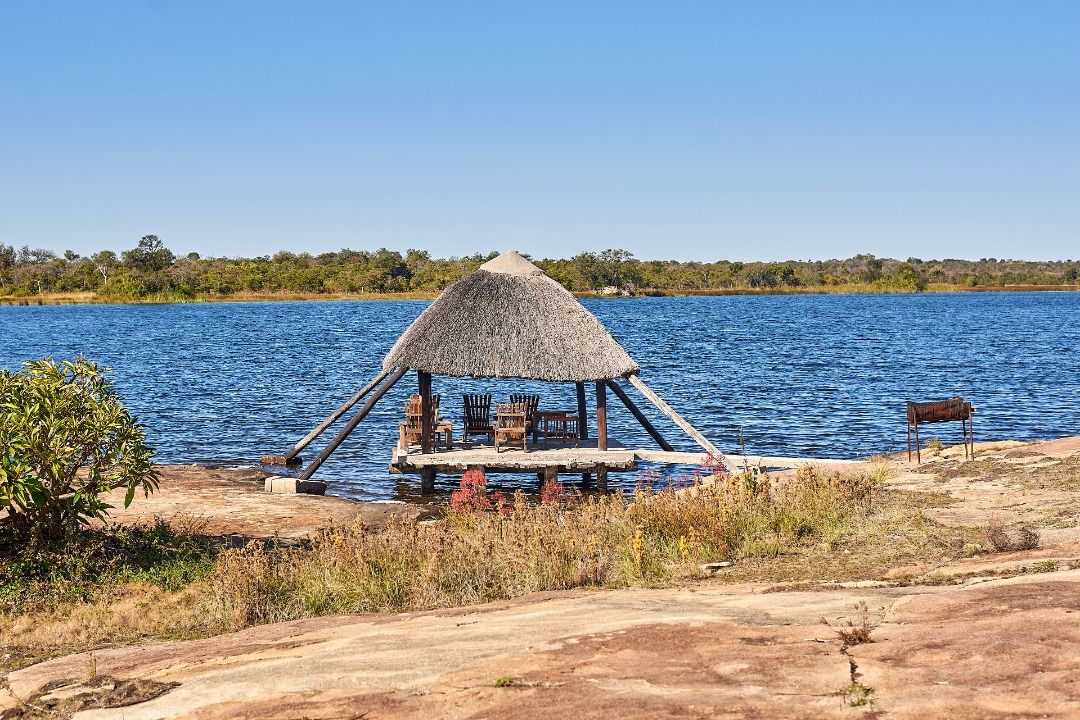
[{"left": 265, "top": 251, "right": 728, "bottom": 493}]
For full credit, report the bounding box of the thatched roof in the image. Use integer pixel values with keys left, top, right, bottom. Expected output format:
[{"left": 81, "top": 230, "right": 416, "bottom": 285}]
[{"left": 382, "top": 252, "right": 640, "bottom": 381}]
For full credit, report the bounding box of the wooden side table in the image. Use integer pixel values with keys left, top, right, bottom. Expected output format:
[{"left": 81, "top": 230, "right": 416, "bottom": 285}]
[
  {"left": 532, "top": 411, "right": 563, "bottom": 444},
  {"left": 538, "top": 412, "right": 580, "bottom": 449}
]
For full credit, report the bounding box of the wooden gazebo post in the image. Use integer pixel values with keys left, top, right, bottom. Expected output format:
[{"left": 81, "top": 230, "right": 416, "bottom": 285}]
[
  {"left": 576, "top": 382, "right": 591, "bottom": 486},
  {"left": 595, "top": 380, "right": 608, "bottom": 490},
  {"left": 575, "top": 382, "right": 590, "bottom": 442},
  {"left": 418, "top": 370, "right": 436, "bottom": 494}
]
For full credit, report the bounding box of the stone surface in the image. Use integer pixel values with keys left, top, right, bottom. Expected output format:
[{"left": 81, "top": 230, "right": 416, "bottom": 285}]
[
  {"left": 5, "top": 574, "right": 1080, "bottom": 719},
  {"left": 851, "top": 572, "right": 1080, "bottom": 719}
]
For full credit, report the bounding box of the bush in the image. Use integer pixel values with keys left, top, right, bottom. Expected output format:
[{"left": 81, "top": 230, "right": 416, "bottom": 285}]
[{"left": 0, "top": 358, "right": 158, "bottom": 548}]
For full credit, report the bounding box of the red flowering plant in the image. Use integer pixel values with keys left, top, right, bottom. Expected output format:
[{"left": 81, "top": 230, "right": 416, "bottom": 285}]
[
  {"left": 449, "top": 469, "right": 510, "bottom": 515},
  {"left": 635, "top": 467, "right": 663, "bottom": 494},
  {"left": 702, "top": 452, "right": 730, "bottom": 477},
  {"left": 539, "top": 477, "right": 574, "bottom": 506}
]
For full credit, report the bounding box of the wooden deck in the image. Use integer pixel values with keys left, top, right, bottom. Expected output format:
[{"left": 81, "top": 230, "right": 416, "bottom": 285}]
[
  {"left": 391, "top": 440, "right": 862, "bottom": 475},
  {"left": 391, "top": 438, "right": 638, "bottom": 474}
]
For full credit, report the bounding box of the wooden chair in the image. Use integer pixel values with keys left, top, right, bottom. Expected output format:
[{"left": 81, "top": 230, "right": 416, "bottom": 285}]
[
  {"left": 462, "top": 394, "right": 494, "bottom": 443},
  {"left": 399, "top": 395, "right": 452, "bottom": 451},
  {"left": 493, "top": 402, "right": 529, "bottom": 453},
  {"left": 509, "top": 393, "right": 540, "bottom": 435}
]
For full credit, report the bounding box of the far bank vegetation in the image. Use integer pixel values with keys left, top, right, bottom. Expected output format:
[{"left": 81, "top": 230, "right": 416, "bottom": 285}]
[{"left": 2, "top": 237, "right": 1079, "bottom": 303}]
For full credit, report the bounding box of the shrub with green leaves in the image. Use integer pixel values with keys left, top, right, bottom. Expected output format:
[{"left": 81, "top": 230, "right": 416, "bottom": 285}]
[{"left": 0, "top": 358, "right": 158, "bottom": 547}]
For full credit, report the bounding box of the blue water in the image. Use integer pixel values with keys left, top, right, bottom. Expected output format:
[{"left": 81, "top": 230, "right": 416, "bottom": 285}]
[{"left": 1, "top": 293, "right": 1078, "bottom": 500}]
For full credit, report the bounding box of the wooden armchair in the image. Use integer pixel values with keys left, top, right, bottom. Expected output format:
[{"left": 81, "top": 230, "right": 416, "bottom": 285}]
[
  {"left": 493, "top": 401, "right": 529, "bottom": 453},
  {"left": 399, "top": 395, "right": 452, "bottom": 451},
  {"left": 462, "top": 394, "right": 494, "bottom": 443},
  {"left": 509, "top": 393, "right": 540, "bottom": 434}
]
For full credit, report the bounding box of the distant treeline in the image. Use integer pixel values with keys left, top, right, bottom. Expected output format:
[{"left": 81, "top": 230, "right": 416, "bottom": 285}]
[{"left": 1, "top": 237, "right": 1078, "bottom": 300}]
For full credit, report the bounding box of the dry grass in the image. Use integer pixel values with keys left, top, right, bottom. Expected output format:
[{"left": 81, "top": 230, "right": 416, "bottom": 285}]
[
  {"left": 0, "top": 518, "right": 220, "bottom": 670},
  {"left": 207, "top": 467, "right": 879, "bottom": 629},
  {"left": 1, "top": 584, "right": 213, "bottom": 669},
  {"left": 2, "top": 464, "right": 971, "bottom": 666}
]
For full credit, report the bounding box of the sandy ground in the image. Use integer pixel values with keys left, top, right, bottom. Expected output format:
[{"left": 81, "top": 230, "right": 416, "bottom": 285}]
[{"left": 3, "top": 438, "right": 1079, "bottom": 719}]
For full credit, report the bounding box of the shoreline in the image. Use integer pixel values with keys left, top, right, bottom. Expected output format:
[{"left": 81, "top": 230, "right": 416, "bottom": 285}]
[{"left": 2, "top": 283, "right": 1078, "bottom": 307}]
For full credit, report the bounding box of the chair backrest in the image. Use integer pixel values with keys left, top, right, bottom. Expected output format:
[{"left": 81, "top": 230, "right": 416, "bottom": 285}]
[
  {"left": 509, "top": 394, "right": 540, "bottom": 422},
  {"left": 494, "top": 401, "right": 528, "bottom": 430},
  {"left": 405, "top": 394, "right": 441, "bottom": 428},
  {"left": 463, "top": 394, "right": 492, "bottom": 429}
]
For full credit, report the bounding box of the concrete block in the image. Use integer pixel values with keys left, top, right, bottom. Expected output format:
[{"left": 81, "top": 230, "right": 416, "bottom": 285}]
[{"left": 263, "top": 476, "right": 327, "bottom": 495}]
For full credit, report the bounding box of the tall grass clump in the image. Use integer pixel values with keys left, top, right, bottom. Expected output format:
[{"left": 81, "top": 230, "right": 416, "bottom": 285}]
[{"left": 210, "top": 466, "right": 877, "bottom": 629}]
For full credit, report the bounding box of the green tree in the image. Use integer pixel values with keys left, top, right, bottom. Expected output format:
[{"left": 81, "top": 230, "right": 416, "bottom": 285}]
[
  {"left": 122, "top": 235, "right": 175, "bottom": 273},
  {"left": 0, "top": 243, "right": 15, "bottom": 271},
  {"left": 90, "top": 250, "right": 119, "bottom": 288},
  {"left": 0, "top": 358, "right": 158, "bottom": 547},
  {"left": 598, "top": 249, "right": 635, "bottom": 288}
]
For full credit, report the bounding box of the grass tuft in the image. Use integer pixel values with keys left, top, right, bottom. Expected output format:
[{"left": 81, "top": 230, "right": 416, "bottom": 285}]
[
  {"left": 835, "top": 601, "right": 874, "bottom": 646},
  {"left": 842, "top": 681, "right": 875, "bottom": 707},
  {"left": 984, "top": 522, "right": 1040, "bottom": 553}
]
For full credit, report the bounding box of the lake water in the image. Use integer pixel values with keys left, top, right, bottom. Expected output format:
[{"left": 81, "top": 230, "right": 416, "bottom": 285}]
[{"left": 2, "top": 293, "right": 1078, "bottom": 500}]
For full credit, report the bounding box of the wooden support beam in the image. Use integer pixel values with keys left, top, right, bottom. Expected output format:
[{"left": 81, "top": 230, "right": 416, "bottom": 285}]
[
  {"left": 575, "top": 382, "right": 589, "bottom": 440},
  {"left": 419, "top": 371, "right": 434, "bottom": 454},
  {"left": 420, "top": 468, "right": 436, "bottom": 495},
  {"left": 625, "top": 373, "right": 732, "bottom": 471},
  {"left": 606, "top": 379, "right": 674, "bottom": 452},
  {"left": 595, "top": 380, "right": 608, "bottom": 451},
  {"left": 264, "top": 367, "right": 393, "bottom": 465},
  {"left": 300, "top": 366, "right": 407, "bottom": 481}
]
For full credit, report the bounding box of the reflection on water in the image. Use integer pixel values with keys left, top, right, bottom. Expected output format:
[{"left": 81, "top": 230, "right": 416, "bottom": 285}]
[{"left": 2, "top": 292, "right": 1078, "bottom": 500}]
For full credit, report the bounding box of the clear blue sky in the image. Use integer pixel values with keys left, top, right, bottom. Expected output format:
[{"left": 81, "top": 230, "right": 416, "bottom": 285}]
[{"left": 2, "top": 1, "right": 1077, "bottom": 262}]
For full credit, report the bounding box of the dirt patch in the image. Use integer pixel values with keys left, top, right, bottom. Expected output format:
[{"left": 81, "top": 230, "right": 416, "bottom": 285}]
[
  {"left": 100, "top": 465, "right": 422, "bottom": 541},
  {"left": 3, "top": 675, "right": 177, "bottom": 719}
]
